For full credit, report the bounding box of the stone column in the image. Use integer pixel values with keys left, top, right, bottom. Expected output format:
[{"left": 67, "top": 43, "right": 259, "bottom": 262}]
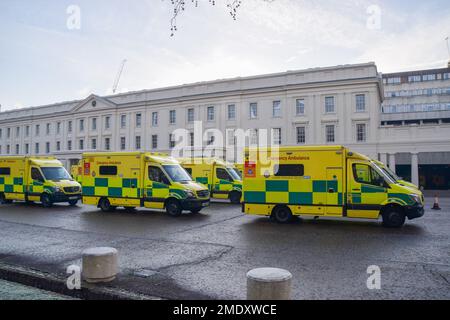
[
  {"left": 380, "top": 153, "right": 388, "bottom": 165},
  {"left": 389, "top": 153, "right": 396, "bottom": 173},
  {"left": 411, "top": 153, "right": 419, "bottom": 187}
]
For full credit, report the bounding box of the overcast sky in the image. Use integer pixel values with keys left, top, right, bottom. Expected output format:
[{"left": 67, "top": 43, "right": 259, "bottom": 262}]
[{"left": 1, "top": 0, "right": 449, "bottom": 111}]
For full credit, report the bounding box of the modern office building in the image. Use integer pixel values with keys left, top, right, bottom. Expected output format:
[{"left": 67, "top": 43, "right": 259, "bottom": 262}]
[
  {"left": 381, "top": 64, "right": 450, "bottom": 189},
  {"left": 0, "top": 62, "right": 449, "bottom": 189}
]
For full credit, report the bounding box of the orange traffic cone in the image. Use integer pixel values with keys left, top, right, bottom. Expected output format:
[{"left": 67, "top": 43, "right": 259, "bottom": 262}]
[{"left": 432, "top": 195, "right": 441, "bottom": 210}]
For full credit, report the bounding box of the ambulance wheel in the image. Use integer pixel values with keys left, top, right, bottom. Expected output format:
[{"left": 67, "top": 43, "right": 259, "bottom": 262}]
[
  {"left": 41, "top": 194, "right": 53, "bottom": 208},
  {"left": 99, "top": 198, "right": 116, "bottom": 212},
  {"left": 229, "top": 191, "right": 242, "bottom": 204},
  {"left": 382, "top": 207, "right": 406, "bottom": 228},
  {"left": 272, "top": 206, "right": 293, "bottom": 224},
  {"left": 166, "top": 199, "right": 182, "bottom": 217},
  {"left": 68, "top": 199, "right": 78, "bottom": 206},
  {"left": 0, "top": 193, "right": 12, "bottom": 204}
]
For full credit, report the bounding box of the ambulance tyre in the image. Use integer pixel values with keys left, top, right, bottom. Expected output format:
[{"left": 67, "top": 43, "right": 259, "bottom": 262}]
[
  {"left": 272, "top": 205, "right": 293, "bottom": 224},
  {"left": 382, "top": 206, "right": 406, "bottom": 228},
  {"left": 0, "top": 193, "right": 13, "bottom": 204},
  {"left": 99, "top": 198, "right": 116, "bottom": 212},
  {"left": 41, "top": 194, "right": 53, "bottom": 208},
  {"left": 68, "top": 199, "right": 78, "bottom": 206},
  {"left": 229, "top": 191, "right": 241, "bottom": 204},
  {"left": 166, "top": 199, "right": 182, "bottom": 217}
]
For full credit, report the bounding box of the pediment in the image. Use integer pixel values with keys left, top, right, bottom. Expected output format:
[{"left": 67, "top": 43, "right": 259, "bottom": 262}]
[{"left": 71, "top": 94, "right": 117, "bottom": 113}]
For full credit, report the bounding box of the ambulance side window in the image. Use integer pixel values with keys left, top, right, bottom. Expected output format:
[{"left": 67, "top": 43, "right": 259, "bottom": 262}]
[
  {"left": 353, "top": 164, "right": 385, "bottom": 187},
  {"left": 274, "top": 164, "right": 304, "bottom": 177},
  {"left": 217, "top": 168, "right": 232, "bottom": 181},
  {"left": 99, "top": 166, "right": 117, "bottom": 176},
  {"left": 149, "top": 166, "right": 169, "bottom": 185},
  {"left": 185, "top": 168, "right": 193, "bottom": 177},
  {"left": 0, "top": 167, "right": 11, "bottom": 175},
  {"left": 31, "top": 168, "right": 44, "bottom": 182}
]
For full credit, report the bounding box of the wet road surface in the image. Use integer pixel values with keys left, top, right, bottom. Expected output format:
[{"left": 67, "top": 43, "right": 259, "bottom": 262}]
[{"left": 0, "top": 198, "right": 449, "bottom": 299}]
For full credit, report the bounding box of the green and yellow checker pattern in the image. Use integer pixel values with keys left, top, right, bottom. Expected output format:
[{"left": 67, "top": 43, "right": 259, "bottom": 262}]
[
  {"left": 0, "top": 176, "right": 25, "bottom": 194},
  {"left": 82, "top": 176, "right": 140, "bottom": 198},
  {"left": 144, "top": 182, "right": 188, "bottom": 201},
  {"left": 194, "top": 177, "right": 241, "bottom": 193},
  {"left": 350, "top": 185, "right": 415, "bottom": 206},
  {"left": 244, "top": 179, "right": 343, "bottom": 206}
]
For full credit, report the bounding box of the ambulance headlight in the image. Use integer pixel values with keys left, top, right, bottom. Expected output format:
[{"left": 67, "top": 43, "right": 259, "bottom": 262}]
[
  {"left": 409, "top": 194, "right": 421, "bottom": 204},
  {"left": 185, "top": 191, "right": 195, "bottom": 198}
]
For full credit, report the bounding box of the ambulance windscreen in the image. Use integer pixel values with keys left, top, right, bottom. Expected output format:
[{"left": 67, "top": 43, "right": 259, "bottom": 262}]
[
  {"left": 41, "top": 167, "right": 72, "bottom": 182},
  {"left": 163, "top": 165, "right": 193, "bottom": 182}
]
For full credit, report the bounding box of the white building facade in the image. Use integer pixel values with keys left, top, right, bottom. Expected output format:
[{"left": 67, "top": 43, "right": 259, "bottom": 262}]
[{"left": 1, "top": 62, "right": 449, "bottom": 190}]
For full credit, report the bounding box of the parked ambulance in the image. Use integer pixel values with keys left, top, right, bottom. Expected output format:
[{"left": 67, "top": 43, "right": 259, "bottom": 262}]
[
  {"left": 80, "top": 152, "right": 210, "bottom": 215},
  {"left": 242, "top": 146, "right": 425, "bottom": 228},
  {"left": 0, "top": 156, "right": 82, "bottom": 207},
  {"left": 178, "top": 158, "right": 242, "bottom": 204},
  {"left": 71, "top": 162, "right": 83, "bottom": 184}
]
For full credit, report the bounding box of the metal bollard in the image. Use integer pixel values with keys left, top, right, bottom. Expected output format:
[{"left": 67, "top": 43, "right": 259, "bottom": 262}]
[
  {"left": 82, "top": 247, "right": 118, "bottom": 283},
  {"left": 247, "top": 268, "right": 292, "bottom": 300}
]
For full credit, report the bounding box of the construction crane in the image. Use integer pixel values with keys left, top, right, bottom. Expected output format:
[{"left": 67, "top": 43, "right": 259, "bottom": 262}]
[{"left": 112, "top": 59, "right": 127, "bottom": 94}]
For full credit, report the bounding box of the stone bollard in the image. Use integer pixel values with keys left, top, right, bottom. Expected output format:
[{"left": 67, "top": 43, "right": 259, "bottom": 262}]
[
  {"left": 82, "top": 247, "right": 118, "bottom": 283},
  {"left": 247, "top": 268, "right": 292, "bottom": 300}
]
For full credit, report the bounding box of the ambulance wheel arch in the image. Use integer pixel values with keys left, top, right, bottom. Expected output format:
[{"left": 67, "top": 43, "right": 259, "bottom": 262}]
[
  {"left": 271, "top": 205, "right": 293, "bottom": 224},
  {"left": 98, "top": 197, "right": 117, "bottom": 212},
  {"left": 229, "top": 190, "right": 242, "bottom": 204},
  {"left": 40, "top": 192, "right": 53, "bottom": 208},
  {"left": 0, "top": 193, "right": 13, "bottom": 204}
]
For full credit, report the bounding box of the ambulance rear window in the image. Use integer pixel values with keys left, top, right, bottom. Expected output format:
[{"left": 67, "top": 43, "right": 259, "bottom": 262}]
[
  {"left": 0, "top": 167, "right": 11, "bottom": 175},
  {"left": 274, "top": 164, "right": 304, "bottom": 177},
  {"left": 99, "top": 166, "right": 118, "bottom": 176}
]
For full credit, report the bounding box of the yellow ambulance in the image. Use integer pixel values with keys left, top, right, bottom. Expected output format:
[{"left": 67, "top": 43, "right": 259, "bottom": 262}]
[
  {"left": 242, "top": 146, "right": 425, "bottom": 228},
  {"left": 80, "top": 152, "right": 210, "bottom": 215},
  {"left": 371, "top": 159, "right": 419, "bottom": 190},
  {"left": 178, "top": 158, "right": 242, "bottom": 204},
  {"left": 0, "top": 156, "right": 82, "bottom": 207},
  {"left": 71, "top": 162, "right": 83, "bottom": 184}
]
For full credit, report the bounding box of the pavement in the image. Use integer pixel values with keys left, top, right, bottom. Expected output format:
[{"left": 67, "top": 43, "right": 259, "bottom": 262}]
[
  {"left": 0, "top": 198, "right": 449, "bottom": 300},
  {"left": 0, "top": 279, "right": 74, "bottom": 300}
]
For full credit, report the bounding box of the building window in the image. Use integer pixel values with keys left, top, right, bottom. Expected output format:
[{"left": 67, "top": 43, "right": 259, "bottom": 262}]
[
  {"left": 227, "top": 104, "right": 236, "bottom": 120},
  {"left": 325, "top": 96, "right": 335, "bottom": 113},
  {"left": 387, "top": 77, "right": 401, "bottom": 84},
  {"left": 272, "top": 128, "right": 281, "bottom": 145},
  {"left": 105, "top": 116, "right": 111, "bottom": 130},
  {"left": 67, "top": 140, "right": 72, "bottom": 151},
  {"left": 16, "top": 127, "right": 20, "bottom": 137},
  {"left": 227, "top": 129, "right": 236, "bottom": 146},
  {"left": 46, "top": 123, "right": 51, "bottom": 135},
  {"left": 152, "top": 112, "right": 158, "bottom": 126},
  {"left": 249, "top": 129, "right": 258, "bottom": 145},
  {"left": 249, "top": 103, "right": 258, "bottom": 119},
  {"left": 25, "top": 126, "right": 30, "bottom": 137},
  {"left": 25, "top": 144, "right": 29, "bottom": 154},
  {"left": 79, "top": 139, "right": 84, "bottom": 150},
  {"left": 296, "top": 127, "right": 306, "bottom": 144},
  {"left": 296, "top": 99, "right": 305, "bottom": 116},
  {"left": 152, "top": 135, "right": 158, "bottom": 149},
  {"left": 356, "top": 123, "right": 367, "bottom": 142},
  {"left": 206, "top": 132, "right": 215, "bottom": 146},
  {"left": 169, "top": 134, "right": 175, "bottom": 149},
  {"left": 189, "top": 132, "right": 194, "bottom": 147},
  {"left": 92, "top": 118, "right": 97, "bottom": 131},
  {"left": 207, "top": 106, "right": 215, "bottom": 121},
  {"left": 423, "top": 74, "right": 436, "bottom": 81},
  {"left": 91, "top": 138, "right": 97, "bottom": 150},
  {"left": 56, "top": 122, "right": 61, "bottom": 135},
  {"left": 68, "top": 121, "right": 72, "bottom": 133},
  {"left": 7, "top": 128, "right": 11, "bottom": 139},
  {"left": 56, "top": 141, "right": 61, "bottom": 151},
  {"left": 444, "top": 73, "right": 450, "bottom": 80},
  {"left": 120, "top": 137, "right": 126, "bottom": 150},
  {"left": 79, "top": 119, "right": 84, "bottom": 132},
  {"left": 135, "top": 136, "right": 141, "bottom": 150},
  {"left": 104, "top": 138, "right": 110, "bottom": 151},
  {"left": 356, "top": 94, "right": 366, "bottom": 112},
  {"left": 6, "top": 145, "right": 10, "bottom": 154},
  {"left": 136, "top": 113, "right": 142, "bottom": 128},
  {"left": 46, "top": 142, "right": 50, "bottom": 154},
  {"left": 35, "top": 125, "right": 40, "bottom": 136},
  {"left": 326, "top": 125, "right": 335, "bottom": 143},
  {"left": 15, "top": 144, "right": 19, "bottom": 155},
  {"left": 35, "top": 143, "right": 39, "bottom": 154},
  {"left": 187, "top": 108, "right": 195, "bottom": 123},
  {"left": 0, "top": 128, "right": 2, "bottom": 139},
  {"left": 408, "top": 75, "right": 421, "bottom": 82},
  {"left": 120, "top": 115, "right": 127, "bottom": 129},
  {"left": 169, "top": 110, "right": 176, "bottom": 124},
  {"left": 272, "top": 101, "right": 281, "bottom": 118}
]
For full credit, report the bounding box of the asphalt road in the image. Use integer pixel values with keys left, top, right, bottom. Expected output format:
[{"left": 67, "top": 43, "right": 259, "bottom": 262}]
[
  {"left": 0, "top": 198, "right": 449, "bottom": 300},
  {"left": 0, "top": 279, "right": 74, "bottom": 300}
]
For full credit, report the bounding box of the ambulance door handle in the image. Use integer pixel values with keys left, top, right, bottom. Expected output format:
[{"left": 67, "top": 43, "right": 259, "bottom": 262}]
[{"left": 352, "top": 188, "right": 360, "bottom": 191}]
